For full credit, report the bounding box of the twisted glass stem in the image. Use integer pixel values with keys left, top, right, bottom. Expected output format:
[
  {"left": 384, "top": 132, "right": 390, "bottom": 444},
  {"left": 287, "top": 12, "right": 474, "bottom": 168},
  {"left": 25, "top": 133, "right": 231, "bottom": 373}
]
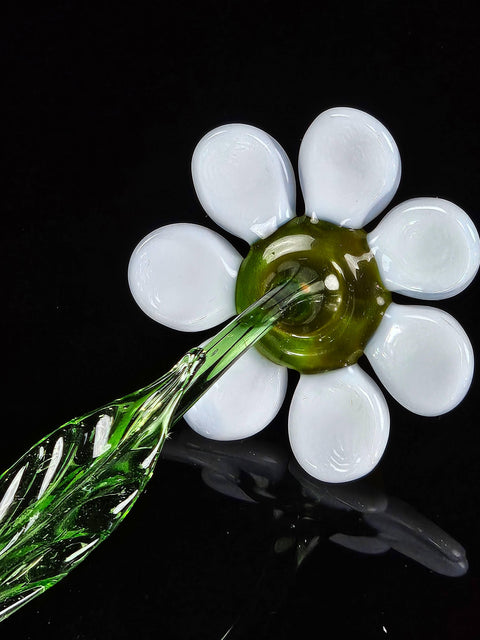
[{"left": 0, "top": 277, "right": 311, "bottom": 621}]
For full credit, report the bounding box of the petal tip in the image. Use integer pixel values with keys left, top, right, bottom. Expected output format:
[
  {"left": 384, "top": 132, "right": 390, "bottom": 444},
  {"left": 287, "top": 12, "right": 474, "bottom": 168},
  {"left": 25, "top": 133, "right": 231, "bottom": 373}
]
[
  {"left": 299, "top": 107, "right": 401, "bottom": 229},
  {"left": 368, "top": 197, "right": 480, "bottom": 300},
  {"left": 288, "top": 366, "right": 390, "bottom": 484},
  {"left": 128, "top": 223, "right": 241, "bottom": 331},
  {"left": 185, "top": 348, "right": 288, "bottom": 440},
  {"left": 365, "top": 303, "right": 474, "bottom": 416},
  {"left": 192, "top": 123, "right": 296, "bottom": 243}
]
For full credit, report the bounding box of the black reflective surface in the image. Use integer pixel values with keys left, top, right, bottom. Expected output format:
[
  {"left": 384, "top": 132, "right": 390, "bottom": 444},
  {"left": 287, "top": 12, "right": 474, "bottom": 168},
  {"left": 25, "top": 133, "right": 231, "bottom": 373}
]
[{"left": 3, "top": 4, "right": 480, "bottom": 639}]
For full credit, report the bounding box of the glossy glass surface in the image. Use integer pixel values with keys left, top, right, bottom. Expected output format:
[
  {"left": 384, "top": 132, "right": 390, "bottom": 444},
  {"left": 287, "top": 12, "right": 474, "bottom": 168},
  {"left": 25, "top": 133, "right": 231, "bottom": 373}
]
[
  {"left": 365, "top": 302, "right": 474, "bottom": 416},
  {"left": 299, "top": 107, "right": 401, "bottom": 228},
  {"left": 288, "top": 365, "right": 389, "bottom": 483},
  {"left": 236, "top": 216, "right": 391, "bottom": 373},
  {"left": 0, "top": 355, "right": 198, "bottom": 622},
  {"left": 0, "top": 281, "right": 311, "bottom": 621},
  {"left": 191, "top": 123, "right": 296, "bottom": 243},
  {"left": 4, "top": 10, "right": 479, "bottom": 638},
  {"left": 128, "top": 223, "right": 242, "bottom": 331},
  {"left": 367, "top": 197, "right": 480, "bottom": 300}
]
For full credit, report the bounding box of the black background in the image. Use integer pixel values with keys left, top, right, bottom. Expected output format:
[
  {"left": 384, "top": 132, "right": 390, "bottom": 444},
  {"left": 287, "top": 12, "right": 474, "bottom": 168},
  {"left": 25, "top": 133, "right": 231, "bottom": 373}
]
[{"left": 2, "top": 2, "right": 480, "bottom": 639}]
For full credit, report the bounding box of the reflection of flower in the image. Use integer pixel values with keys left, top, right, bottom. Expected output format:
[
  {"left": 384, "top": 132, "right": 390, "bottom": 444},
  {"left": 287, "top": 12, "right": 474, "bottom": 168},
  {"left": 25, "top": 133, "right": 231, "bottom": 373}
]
[
  {"left": 162, "top": 427, "right": 468, "bottom": 577},
  {"left": 129, "top": 107, "right": 479, "bottom": 484}
]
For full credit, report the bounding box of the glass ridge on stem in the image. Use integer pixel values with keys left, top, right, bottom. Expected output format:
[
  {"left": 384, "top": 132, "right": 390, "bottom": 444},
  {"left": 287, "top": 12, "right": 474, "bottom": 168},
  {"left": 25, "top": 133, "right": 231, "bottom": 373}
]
[{"left": 0, "top": 276, "right": 314, "bottom": 622}]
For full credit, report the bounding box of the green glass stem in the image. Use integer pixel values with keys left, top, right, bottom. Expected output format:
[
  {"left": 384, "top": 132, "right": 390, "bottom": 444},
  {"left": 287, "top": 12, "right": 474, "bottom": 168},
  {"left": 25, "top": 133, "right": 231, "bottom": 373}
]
[
  {"left": 177, "top": 277, "right": 314, "bottom": 418},
  {"left": 0, "top": 278, "right": 311, "bottom": 622}
]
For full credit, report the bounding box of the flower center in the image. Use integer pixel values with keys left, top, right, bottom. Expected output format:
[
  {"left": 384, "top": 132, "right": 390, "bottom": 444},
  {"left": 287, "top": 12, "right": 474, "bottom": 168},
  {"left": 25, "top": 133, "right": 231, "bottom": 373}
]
[{"left": 235, "top": 216, "right": 391, "bottom": 374}]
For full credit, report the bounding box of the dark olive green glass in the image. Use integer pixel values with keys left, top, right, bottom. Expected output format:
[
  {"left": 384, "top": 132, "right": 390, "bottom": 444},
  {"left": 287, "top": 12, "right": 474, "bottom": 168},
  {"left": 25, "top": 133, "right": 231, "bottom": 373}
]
[{"left": 235, "top": 216, "right": 391, "bottom": 374}]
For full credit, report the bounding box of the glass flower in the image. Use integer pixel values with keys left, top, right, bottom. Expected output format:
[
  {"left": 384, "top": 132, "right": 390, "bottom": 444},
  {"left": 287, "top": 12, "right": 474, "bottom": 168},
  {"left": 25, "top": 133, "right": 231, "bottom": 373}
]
[{"left": 128, "top": 107, "right": 479, "bottom": 483}]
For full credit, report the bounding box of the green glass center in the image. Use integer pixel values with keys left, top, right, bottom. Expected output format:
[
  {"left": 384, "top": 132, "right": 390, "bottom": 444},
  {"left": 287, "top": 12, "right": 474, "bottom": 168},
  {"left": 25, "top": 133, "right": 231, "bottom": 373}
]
[{"left": 235, "top": 216, "right": 391, "bottom": 374}]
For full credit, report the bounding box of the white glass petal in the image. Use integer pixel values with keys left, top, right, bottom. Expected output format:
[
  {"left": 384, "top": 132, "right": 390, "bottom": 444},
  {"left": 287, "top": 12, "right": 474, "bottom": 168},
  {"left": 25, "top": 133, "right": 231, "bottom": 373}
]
[
  {"left": 184, "top": 347, "right": 287, "bottom": 440},
  {"left": 298, "top": 107, "right": 401, "bottom": 228},
  {"left": 368, "top": 198, "right": 480, "bottom": 300},
  {"left": 191, "top": 123, "right": 296, "bottom": 244},
  {"left": 365, "top": 303, "right": 474, "bottom": 416},
  {"left": 288, "top": 365, "right": 390, "bottom": 484},
  {"left": 128, "top": 223, "right": 241, "bottom": 331}
]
